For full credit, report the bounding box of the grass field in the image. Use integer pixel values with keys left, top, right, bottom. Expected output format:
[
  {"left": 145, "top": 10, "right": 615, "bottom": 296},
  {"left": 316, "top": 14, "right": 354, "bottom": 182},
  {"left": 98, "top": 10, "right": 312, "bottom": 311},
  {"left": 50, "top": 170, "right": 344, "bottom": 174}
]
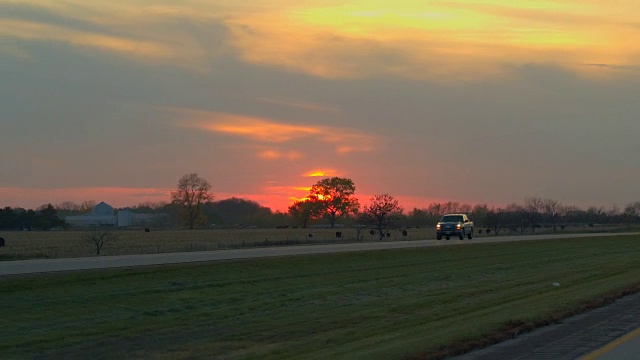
[
  {"left": 2, "top": 234, "right": 640, "bottom": 359},
  {"left": 0, "top": 227, "right": 432, "bottom": 260}
]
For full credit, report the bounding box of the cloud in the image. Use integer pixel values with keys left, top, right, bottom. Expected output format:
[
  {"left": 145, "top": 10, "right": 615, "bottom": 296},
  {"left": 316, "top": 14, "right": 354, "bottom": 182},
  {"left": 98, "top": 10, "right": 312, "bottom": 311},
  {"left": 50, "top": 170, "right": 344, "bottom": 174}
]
[
  {"left": 174, "top": 109, "right": 377, "bottom": 155},
  {"left": 257, "top": 149, "right": 304, "bottom": 160},
  {"left": 5, "top": 1, "right": 639, "bottom": 81},
  {"left": 223, "top": 1, "right": 640, "bottom": 81},
  {"left": 303, "top": 169, "right": 339, "bottom": 177},
  {"left": 582, "top": 63, "right": 640, "bottom": 71},
  {"left": 0, "top": 1, "right": 223, "bottom": 71}
]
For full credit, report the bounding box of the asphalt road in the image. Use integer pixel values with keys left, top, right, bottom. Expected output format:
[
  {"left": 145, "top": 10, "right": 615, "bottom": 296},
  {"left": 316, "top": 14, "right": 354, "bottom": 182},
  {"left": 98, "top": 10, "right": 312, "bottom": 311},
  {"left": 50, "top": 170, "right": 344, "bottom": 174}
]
[
  {"left": 450, "top": 291, "right": 640, "bottom": 360},
  {"left": 1, "top": 232, "right": 636, "bottom": 276}
]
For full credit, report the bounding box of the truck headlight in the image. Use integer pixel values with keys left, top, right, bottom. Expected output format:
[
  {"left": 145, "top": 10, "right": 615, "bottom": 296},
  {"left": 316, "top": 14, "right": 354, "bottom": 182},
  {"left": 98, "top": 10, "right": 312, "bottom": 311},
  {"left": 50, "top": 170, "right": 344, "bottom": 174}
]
[
  {"left": 456, "top": 224, "right": 461, "bottom": 230},
  {"left": 436, "top": 224, "right": 441, "bottom": 230}
]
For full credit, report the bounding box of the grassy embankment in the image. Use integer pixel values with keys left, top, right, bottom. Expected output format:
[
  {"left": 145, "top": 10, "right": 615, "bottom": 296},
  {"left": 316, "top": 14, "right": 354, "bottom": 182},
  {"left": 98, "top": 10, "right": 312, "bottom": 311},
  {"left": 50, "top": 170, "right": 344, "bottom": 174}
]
[{"left": 2, "top": 235, "right": 640, "bottom": 359}]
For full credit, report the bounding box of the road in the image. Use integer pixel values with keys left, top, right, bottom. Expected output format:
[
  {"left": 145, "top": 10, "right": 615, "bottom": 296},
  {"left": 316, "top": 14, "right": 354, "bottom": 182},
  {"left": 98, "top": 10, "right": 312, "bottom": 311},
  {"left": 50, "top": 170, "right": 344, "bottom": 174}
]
[{"left": 1, "top": 232, "right": 636, "bottom": 276}]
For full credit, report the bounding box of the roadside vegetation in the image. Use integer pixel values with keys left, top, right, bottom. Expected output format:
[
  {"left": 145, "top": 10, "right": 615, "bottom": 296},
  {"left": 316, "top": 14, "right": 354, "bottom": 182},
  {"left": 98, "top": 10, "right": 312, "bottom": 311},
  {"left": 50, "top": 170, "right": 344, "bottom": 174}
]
[{"left": 3, "top": 235, "right": 640, "bottom": 359}]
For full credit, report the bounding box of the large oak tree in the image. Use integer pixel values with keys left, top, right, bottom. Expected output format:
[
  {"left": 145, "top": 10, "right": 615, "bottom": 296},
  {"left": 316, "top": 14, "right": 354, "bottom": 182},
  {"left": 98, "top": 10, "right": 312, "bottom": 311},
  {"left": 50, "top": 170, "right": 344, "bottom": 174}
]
[{"left": 307, "top": 177, "right": 359, "bottom": 228}]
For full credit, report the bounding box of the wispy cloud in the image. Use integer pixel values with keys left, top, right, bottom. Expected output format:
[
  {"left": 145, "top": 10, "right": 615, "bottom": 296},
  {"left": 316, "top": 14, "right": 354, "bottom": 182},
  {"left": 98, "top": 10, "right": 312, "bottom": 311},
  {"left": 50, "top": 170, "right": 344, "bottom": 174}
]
[
  {"left": 5, "top": 1, "right": 639, "bottom": 80},
  {"left": 583, "top": 63, "right": 640, "bottom": 71},
  {"left": 257, "top": 149, "right": 304, "bottom": 160},
  {"left": 174, "top": 109, "right": 377, "bottom": 155},
  {"left": 223, "top": 1, "right": 640, "bottom": 80}
]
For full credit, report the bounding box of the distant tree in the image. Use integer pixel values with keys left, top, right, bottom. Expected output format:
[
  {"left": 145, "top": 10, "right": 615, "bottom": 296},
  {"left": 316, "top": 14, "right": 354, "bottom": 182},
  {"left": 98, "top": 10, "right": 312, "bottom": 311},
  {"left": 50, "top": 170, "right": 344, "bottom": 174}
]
[
  {"left": 542, "top": 198, "right": 562, "bottom": 232},
  {"left": 624, "top": 201, "right": 640, "bottom": 222},
  {"left": 288, "top": 200, "right": 320, "bottom": 228},
  {"left": 485, "top": 207, "right": 505, "bottom": 236},
  {"left": 0, "top": 207, "right": 19, "bottom": 230},
  {"left": 524, "top": 197, "right": 544, "bottom": 234},
  {"left": 207, "top": 197, "right": 272, "bottom": 227},
  {"left": 171, "top": 173, "right": 214, "bottom": 229},
  {"left": 470, "top": 204, "right": 490, "bottom": 227},
  {"left": 34, "top": 204, "right": 67, "bottom": 230},
  {"left": 505, "top": 203, "right": 527, "bottom": 234},
  {"left": 82, "top": 228, "right": 117, "bottom": 255},
  {"left": 405, "top": 208, "right": 428, "bottom": 228},
  {"left": 131, "top": 201, "right": 168, "bottom": 214},
  {"left": 307, "top": 177, "right": 360, "bottom": 228},
  {"left": 359, "top": 194, "right": 403, "bottom": 241},
  {"left": 80, "top": 200, "right": 97, "bottom": 213}
]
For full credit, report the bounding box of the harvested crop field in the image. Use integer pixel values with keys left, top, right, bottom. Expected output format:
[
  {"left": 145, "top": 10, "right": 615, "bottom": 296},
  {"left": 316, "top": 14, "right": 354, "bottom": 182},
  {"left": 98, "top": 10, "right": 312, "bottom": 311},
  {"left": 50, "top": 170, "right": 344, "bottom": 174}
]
[{"left": 0, "top": 227, "right": 433, "bottom": 260}]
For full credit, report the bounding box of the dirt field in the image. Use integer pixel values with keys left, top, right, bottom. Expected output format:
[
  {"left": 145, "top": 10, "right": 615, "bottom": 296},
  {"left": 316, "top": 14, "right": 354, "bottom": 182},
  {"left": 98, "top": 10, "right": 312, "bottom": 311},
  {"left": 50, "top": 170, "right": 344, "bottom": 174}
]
[
  {"left": 0, "top": 227, "right": 434, "bottom": 259},
  {"left": 1, "top": 224, "right": 633, "bottom": 260}
]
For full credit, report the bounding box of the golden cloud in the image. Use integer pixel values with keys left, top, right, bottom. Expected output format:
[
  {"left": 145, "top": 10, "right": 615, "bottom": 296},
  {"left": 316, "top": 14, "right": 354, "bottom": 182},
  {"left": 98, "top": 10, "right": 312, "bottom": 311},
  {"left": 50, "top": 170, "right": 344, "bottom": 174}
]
[
  {"left": 223, "top": 1, "right": 640, "bottom": 80},
  {"left": 176, "top": 109, "right": 377, "bottom": 155},
  {"left": 303, "top": 169, "right": 339, "bottom": 177},
  {"left": 6, "top": 1, "right": 637, "bottom": 80}
]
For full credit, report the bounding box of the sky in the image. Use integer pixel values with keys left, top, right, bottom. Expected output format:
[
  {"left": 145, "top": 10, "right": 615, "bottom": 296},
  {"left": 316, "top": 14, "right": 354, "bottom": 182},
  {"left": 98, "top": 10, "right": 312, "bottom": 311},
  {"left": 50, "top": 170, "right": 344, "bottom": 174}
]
[{"left": 1, "top": 0, "right": 639, "bottom": 212}]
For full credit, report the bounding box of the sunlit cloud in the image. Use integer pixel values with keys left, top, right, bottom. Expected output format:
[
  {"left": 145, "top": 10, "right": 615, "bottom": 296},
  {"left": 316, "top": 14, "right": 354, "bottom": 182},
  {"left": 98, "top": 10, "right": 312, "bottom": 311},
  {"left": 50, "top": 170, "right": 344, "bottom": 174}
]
[
  {"left": 0, "top": 2, "right": 215, "bottom": 70},
  {"left": 303, "top": 169, "right": 339, "bottom": 177},
  {"left": 224, "top": 1, "right": 640, "bottom": 80},
  {"left": 5, "top": 1, "right": 638, "bottom": 80},
  {"left": 174, "top": 109, "right": 377, "bottom": 155},
  {"left": 257, "top": 149, "right": 304, "bottom": 160}
]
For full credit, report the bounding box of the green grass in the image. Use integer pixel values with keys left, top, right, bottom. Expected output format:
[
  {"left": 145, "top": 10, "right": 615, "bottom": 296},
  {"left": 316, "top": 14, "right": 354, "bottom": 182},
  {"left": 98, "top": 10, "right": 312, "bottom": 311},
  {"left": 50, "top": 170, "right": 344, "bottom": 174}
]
[{"left": 2, "top": 235, "right": 640, "bottom": 359}]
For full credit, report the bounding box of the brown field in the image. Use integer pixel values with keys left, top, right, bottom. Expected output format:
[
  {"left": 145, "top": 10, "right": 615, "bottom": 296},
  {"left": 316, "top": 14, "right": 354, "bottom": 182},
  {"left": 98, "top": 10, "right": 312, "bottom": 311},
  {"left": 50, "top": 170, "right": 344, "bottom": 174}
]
[
  {"left": 0, "top": 224, "right": 633, "bottom": 260},
  {"left": 0, "top": 227, "right": 433, "bottom": 260}
]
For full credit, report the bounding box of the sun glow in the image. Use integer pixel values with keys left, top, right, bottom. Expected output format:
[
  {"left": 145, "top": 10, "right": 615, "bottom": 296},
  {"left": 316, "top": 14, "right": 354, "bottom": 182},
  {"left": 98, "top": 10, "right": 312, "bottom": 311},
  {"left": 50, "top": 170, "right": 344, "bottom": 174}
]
[{"left": 304, "top": 169, "right": 338, "bottom": 177}]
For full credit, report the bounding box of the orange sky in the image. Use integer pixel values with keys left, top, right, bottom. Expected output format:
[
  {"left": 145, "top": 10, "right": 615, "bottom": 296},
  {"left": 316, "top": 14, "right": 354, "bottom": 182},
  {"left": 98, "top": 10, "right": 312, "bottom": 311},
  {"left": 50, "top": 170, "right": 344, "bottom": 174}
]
[{"left": 1, "top": 1, "right": 639, "bottom": 212}]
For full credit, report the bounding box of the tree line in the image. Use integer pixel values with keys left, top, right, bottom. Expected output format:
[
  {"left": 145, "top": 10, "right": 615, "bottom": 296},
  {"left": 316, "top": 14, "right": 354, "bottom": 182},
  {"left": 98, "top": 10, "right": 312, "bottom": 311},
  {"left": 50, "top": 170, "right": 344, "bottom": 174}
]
[
  {"left": 166, "top": 173, "right": 640, "bottom": 237},
  {"left": 0, "top": 204, "right": 67, "bottom": 231},
  {"left": 2, "top": 173, "right": 640, "bottom": 234}
]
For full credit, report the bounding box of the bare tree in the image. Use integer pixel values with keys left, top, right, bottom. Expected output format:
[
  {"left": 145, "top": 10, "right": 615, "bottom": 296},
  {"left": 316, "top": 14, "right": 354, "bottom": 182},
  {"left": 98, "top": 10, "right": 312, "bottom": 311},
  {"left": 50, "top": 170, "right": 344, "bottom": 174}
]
[
  {"left": 624, "top": 201, "right": 640, "bottom": 220},
  {"left": 80, "top": 200, "right": 97, "bottom": 213},
  {"left": 485, "top": 207, "right": 505, "bottom": 236},
  {"left": 359, "top": 194, "right": 403, "bottom": 241},
  {"left": 82, "top": 228, "right": 117, "bottom": 255},
  {"left": 543, "top": 198, "right": 562, "bottom": 232},
  {"left": 171, "top": 173, "right": 214, "bottom": 229},
  {"left": 524, "top": 197, "right": 544, "bottom": 234}
]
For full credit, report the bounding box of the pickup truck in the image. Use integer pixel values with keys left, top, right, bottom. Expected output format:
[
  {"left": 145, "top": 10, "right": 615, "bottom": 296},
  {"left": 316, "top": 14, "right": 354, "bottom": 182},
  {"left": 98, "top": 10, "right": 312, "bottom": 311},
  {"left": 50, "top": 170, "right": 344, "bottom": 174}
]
[{"left": 436, "top": 213, "right": 474, "bottom": 240}]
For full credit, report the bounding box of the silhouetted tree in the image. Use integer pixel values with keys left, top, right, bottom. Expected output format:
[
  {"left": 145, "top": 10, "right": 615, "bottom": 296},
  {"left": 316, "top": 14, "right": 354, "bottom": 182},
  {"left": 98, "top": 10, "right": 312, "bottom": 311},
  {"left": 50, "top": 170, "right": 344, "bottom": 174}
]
[
  {"left": 82, "top": 228, "right": 117, "bottom": 255},
  {"left": 307, "top": 177, "right": 360, "bottom": 228},
  {"left": 171, "top": 173, "right": 214, "bottom": 229},
  {"left": 288, "top": 200, "right": 321, "bottom": 228},
  {"left": 542, "top": 198, "right": 562, "bottom": 232},
  {"left": 360, "top": 194, "right": 403, "bottom": 241}
]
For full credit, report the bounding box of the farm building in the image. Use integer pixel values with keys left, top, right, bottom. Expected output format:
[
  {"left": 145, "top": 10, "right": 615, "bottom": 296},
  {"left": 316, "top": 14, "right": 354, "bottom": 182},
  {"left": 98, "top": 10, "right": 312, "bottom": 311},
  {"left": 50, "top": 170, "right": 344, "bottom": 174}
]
[{"left": 65, "top": 202, "right": 165, "bottom": 228}]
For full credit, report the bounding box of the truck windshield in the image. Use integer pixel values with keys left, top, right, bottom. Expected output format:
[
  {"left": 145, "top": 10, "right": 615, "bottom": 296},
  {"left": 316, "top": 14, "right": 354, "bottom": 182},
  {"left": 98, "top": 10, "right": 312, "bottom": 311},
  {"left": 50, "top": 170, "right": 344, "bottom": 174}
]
[{"left": 441, "top": 215, "right": 463, "bottom": 222}]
